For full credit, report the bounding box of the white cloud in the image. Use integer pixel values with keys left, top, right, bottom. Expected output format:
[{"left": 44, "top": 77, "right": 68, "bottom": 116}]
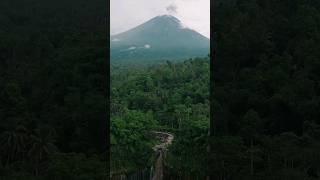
[
  {"left": 144, "top": 44, "right": 151, "bottom": 49},
  {"left": 110, "top": 0, "right": 210, "bottom": 38}
]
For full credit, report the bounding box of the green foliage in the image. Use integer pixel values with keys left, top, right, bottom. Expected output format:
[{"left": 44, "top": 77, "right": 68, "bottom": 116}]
[
  {"left": 46, "top": 153, "right": 106, "bottom": 180},
  {"left": 111, "top": 58, "right": 209, "bottom": 176},
  {"left": 0, "top": 0, "right": 107, "bottom": 178},
  {"left": 211, "top": 0, "right": 320, "bottom": 179},
  {"left": 111, "top": 110, "right": 157, "bottom": 173}
]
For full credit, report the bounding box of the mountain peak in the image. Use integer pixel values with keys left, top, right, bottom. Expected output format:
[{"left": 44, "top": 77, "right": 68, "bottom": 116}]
[
  {"left": 111, "top": 15, "right": 209, "bottom": 61},
  {"left": 157, "top": 14, "right": 180, "bottom": 21},
  {"left": 147, "top": 14, "right": 182, "bottom": 27}
]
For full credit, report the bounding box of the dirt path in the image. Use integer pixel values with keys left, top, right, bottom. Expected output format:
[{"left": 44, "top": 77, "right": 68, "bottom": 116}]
[
  {"left": 110, "top": 131, "right": 174, "bottom": 180},
  {"left": 151, "top": 131, "right": 174, "bottom": 180}
]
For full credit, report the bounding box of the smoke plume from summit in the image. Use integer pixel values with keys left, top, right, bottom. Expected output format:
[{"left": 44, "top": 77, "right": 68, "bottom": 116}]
[{"left": 166, "top": 4, "right": 178, "bottom": 14}]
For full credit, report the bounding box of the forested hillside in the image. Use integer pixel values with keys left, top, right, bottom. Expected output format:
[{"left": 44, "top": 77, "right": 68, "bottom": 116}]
[
  {"left": 211, "top": 0, "right": 320, "bottom": 179},
  {"left": 0, "top": 0, "right": 107, "bottom": 179},
  {"left": 111, "top": 58, "right": 209, "bottom": 178}
]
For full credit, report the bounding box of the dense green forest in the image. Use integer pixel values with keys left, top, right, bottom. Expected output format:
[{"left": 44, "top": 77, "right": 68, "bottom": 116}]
[
  {"left": 110, "top": 58, "right": 209, "bottom": 178},
  {"left": 2, "top": 0, "right": 320, "bottom": 179},
  {"left": 0, "top": 0, "right": 107, "bottom": 179},
  {"left": 211, "top": 0, "right": 320, "bottom": 179}
]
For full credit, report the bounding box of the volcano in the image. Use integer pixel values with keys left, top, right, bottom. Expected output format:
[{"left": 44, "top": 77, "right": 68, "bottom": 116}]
[{"left": 110, "top": 15, "right": 210, "bottom": 61}]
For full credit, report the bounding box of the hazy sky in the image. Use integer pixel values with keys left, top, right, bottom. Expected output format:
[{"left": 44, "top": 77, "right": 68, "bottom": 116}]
[{"left": 110, "top": 0, "right": 210, "bottom": 38}]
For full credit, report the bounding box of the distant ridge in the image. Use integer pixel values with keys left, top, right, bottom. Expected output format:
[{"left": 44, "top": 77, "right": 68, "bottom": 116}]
[{"left": 110, "top": 15, "right": 210, "bottom": 61}]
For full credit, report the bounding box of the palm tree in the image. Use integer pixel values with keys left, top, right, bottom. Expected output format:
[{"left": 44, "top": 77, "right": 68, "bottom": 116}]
[
  {"left": 1, "top": 130, "right": 17, "bottom": 166},
  {"left": 174, "top": 104, "right": 187, "bottom": 129},
  {"left": 0, "top": 125, "right": 29, "bottom": 166},
  {"left": 28, "top": 127, "right": 58, "bottom": 176}
]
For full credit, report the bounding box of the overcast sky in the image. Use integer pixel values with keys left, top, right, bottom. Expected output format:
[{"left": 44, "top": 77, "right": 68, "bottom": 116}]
[{"left": 110, "top": 0, "right": 210, "bottom": 38}]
